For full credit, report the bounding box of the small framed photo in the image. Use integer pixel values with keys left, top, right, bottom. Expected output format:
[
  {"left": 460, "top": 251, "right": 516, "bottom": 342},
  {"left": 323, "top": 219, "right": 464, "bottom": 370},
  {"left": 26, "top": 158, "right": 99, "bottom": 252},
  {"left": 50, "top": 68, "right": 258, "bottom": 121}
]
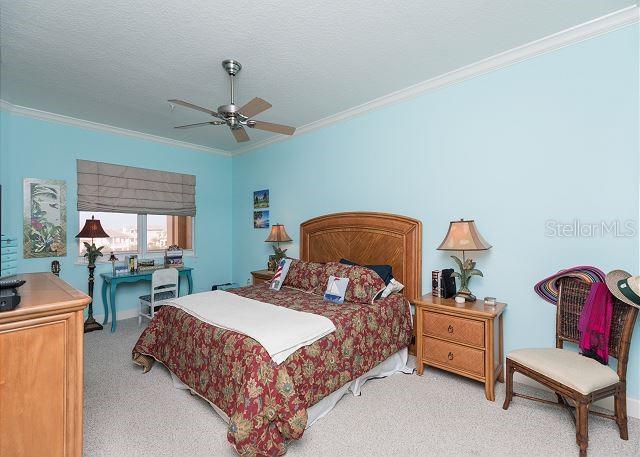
[
  {"left": 254, "top": 210, "right": 270, "bottom": 229},
  {"left": 253, "top": 189, "right": 269, "bottom": 209}
]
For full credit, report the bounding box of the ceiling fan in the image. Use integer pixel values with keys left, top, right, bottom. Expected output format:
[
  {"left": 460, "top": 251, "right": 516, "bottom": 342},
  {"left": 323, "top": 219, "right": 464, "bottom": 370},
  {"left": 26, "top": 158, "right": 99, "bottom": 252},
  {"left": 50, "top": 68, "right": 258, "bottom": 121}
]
[{"left": 169, "top": 59, "right": 296, "bottom": 142}]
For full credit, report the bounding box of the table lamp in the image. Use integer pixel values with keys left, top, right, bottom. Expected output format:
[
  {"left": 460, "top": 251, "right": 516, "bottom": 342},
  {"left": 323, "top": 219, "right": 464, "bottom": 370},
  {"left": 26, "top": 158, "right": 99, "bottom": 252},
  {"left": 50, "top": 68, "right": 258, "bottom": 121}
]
[
  {"left": 265, "top": 224, "right": 292, "bottom": 267},
  {"left": 76, "top": 215, "right": 110, "bottom": 332},
  {"left": 437, "top": 219, "right": 492, "bottom": 302}
]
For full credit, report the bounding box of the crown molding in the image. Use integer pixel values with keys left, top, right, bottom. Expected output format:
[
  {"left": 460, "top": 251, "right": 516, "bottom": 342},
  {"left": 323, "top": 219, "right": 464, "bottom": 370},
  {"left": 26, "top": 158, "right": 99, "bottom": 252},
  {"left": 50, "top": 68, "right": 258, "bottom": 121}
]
[
  {"left": 0, "top": 99, "right": 231, "bottom": 156},
  {"left": 234, "top": 5, "right": 639, "bottom": 156}
]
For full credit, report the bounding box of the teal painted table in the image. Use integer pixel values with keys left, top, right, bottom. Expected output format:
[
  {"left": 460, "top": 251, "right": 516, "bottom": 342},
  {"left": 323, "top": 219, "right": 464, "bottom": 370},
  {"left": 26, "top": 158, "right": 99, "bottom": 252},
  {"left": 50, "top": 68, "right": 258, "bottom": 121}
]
[{"left": 100, "top": 267, "right": 193, "bottom": 332}]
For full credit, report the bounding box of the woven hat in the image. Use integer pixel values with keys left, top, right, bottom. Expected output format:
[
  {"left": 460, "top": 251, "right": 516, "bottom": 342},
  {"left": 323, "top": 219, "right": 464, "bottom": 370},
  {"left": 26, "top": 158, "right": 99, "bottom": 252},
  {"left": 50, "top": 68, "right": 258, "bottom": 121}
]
[
  {"left": 534, "top": 266, "right": 605, "bottom": 305},
  {"left": 605, "top": 270, "right": 640, "bottom": 310}
]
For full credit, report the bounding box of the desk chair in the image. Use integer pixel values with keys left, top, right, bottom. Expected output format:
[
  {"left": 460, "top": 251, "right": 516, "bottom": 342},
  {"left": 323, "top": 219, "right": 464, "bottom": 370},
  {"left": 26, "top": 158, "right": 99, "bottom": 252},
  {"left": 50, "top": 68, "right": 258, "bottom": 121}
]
[{"left": 138, "top": 268, "right": 179, "bottom": 325}]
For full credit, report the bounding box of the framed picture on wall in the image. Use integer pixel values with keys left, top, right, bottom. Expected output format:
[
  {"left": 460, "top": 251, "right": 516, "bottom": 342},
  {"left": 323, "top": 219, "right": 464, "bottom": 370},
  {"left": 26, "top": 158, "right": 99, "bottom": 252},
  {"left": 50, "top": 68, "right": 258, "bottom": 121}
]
[
  {"left": 254, "top": 210, "right": 270, "bottom": 229},
  {"left": 23, "top": 178, "right": 67, "bottom": 258},
  {"left": 253, "top": 189, "right": 269, "bottom": 209}
]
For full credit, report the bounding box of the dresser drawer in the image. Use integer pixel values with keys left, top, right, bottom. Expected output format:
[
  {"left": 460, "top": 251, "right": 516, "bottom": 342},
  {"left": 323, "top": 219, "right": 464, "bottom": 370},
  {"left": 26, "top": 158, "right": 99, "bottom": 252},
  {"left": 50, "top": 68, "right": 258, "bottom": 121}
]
[
  {"left": 422, "top": 310, "right": 484, "bottom": 347},
  {"left": 423, "top": 337, "right": 484, "bottom": 378}
]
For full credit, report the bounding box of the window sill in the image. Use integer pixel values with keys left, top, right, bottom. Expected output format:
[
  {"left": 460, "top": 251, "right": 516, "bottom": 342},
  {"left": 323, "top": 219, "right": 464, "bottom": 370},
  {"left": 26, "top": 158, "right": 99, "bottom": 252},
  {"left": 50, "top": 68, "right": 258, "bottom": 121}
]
[{"left": 74, "top": 251, "right": 196, "bottom": 266}]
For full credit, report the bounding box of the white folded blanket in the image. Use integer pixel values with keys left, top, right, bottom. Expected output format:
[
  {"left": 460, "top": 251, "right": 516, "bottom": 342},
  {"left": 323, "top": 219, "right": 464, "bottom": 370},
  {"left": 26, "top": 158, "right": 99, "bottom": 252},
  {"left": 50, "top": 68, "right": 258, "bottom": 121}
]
[{"left": 164, "top": 290, "right": 336, "bottom": 364}]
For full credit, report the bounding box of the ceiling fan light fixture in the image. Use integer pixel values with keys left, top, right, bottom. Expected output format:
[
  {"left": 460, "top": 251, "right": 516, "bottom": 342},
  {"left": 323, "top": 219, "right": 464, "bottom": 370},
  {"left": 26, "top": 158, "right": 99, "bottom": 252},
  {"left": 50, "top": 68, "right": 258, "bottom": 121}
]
[{"left": 169, "top": 59, "right": 296, "bottom": 143}]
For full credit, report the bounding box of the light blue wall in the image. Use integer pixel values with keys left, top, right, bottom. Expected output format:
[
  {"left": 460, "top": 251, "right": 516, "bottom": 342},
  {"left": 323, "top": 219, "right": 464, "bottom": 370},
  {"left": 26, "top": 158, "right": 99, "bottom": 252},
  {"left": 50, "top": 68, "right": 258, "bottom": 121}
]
[
  {"left": 232, "top": 26, "right": 640, "bottom": 397},
  {"left": 0, "top": 113, "right": 233, "bottom": 320}
]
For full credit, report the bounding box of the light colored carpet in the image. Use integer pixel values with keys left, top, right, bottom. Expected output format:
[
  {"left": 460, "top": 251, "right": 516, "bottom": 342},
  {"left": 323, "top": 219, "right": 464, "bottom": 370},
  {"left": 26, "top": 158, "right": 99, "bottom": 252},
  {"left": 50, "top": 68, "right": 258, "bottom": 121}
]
[{"left": 84, "top": 318, "right": 640, "bottom": 456}]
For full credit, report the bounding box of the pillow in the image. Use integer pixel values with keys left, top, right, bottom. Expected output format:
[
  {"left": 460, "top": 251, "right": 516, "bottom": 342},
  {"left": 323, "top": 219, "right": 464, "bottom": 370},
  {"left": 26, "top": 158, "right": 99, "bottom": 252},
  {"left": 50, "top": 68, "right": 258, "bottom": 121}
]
[
  {"left": 282, "top": 260, "right": 327, "bottom": 293},
  {"left": 324, "top": 276, "right": 349, "bottom": 304},
  {"left": 339, "top": 258, "right": 393, "bottom": 285},
  {"left": 270, "top": 258, "right": 293, "bottom": 291},
  {"left": 380, "top": 278, "right": 405, "bottom": 298},
  {"left": 324, "top": 262, "right": 386, "bottom": 304}
]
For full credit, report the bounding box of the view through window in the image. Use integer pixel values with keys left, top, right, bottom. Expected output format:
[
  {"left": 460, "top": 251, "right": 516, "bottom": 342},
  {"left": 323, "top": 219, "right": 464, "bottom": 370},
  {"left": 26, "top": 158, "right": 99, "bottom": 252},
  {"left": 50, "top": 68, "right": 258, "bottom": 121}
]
[
  {"left": 78, "top": 212, "right": 192, "bottom": 256},
  {"left": 146, "top": 215, "right": 193, "bottom": 251},
  {"left": 78, "top": 212, "right": 137, "bottom": 255}
]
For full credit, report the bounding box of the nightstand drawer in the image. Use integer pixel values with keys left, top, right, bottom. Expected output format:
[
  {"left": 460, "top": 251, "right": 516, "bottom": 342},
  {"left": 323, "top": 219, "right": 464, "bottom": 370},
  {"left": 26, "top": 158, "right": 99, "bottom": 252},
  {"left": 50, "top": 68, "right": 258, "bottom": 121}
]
[
  {"left": 422, "top": 310, "right": 484, "bottom": 347},
  {"left": 423, "top": 337, "right": 484, "bottom": 378}
]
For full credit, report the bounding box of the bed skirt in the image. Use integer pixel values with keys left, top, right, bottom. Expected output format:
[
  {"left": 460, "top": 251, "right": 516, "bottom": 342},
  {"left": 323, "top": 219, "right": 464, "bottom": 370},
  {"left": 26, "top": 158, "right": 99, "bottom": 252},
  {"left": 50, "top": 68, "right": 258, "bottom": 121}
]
[{"left": 167, "top": 347, "right": 412, "bottom": 428}]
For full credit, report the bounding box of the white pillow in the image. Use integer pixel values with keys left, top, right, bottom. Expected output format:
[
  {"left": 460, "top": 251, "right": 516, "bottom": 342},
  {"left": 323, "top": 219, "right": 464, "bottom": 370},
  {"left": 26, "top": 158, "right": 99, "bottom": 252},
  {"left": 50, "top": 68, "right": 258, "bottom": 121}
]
[
  {"left": 270, "top": 258, "right": 292, "bottom": 291},
  {"left": 381, "top": 278, "right": 405, "bottom": 298},
  {"left": 324, "top": 275, "right": 349, "bottom": 304}
]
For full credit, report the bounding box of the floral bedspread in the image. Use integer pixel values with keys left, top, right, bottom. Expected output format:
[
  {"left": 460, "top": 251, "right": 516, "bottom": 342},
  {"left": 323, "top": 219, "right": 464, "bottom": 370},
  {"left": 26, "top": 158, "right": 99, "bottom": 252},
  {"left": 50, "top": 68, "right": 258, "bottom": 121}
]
[{"left": 132, "top": 284, "right": 412, "bottom": 456}]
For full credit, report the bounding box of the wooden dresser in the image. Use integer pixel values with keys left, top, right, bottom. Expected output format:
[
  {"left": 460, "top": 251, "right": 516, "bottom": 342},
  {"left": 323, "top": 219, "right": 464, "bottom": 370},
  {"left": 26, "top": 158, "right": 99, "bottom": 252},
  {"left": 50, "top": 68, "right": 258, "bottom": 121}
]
[
  {"left": 251, "top": 269, "right": 275, "bottom": 285},
  {"left": 414, "top": 293, "right": 506, "bottom": 401},
  {"left": 0, "top": 273, "right": 90, "bottom": 457}
]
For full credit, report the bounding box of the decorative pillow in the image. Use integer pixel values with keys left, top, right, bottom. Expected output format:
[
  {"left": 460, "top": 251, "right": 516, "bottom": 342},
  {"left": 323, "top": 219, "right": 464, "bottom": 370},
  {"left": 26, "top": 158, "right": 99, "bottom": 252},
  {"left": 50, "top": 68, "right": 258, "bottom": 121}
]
[
  {"left": 282, "top": 260, "right": 327, "bottom": 293},
  {"left": 270, "top": 258, "right": 293, "bottom": 291},
  {"left": 339, "top": 258, "right": 393, "bottom": 285},
  {"left": 324, "top": 262, "right": 386, "bottom": 304},
  {"left": 381, "top": 278, "right": 405, "bottom": 298},
  {"left": 324, "top": 276, "right": 349, "bottom": 304}
]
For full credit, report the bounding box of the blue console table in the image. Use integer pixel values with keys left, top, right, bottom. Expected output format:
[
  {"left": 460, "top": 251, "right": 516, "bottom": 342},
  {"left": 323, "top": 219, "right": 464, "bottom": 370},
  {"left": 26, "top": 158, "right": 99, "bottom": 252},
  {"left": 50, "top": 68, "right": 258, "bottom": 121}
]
[{"left": 100, "top": 267, "right": 193, "bottom": 332}]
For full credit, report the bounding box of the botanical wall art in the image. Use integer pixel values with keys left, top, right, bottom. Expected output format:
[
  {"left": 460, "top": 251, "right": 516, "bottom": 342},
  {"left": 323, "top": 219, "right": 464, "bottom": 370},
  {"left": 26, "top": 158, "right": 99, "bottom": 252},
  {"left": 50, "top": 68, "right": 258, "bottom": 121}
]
[{"left": 23, "top": 178, "right": 67, "bottom": 258}]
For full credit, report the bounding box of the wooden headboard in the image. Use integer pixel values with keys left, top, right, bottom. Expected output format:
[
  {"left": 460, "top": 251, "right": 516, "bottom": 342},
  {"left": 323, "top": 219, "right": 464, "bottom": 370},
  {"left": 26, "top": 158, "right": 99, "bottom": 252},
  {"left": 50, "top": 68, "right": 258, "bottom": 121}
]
[{"left": 300, "top": 212, "right": 422, "bottom": 300}]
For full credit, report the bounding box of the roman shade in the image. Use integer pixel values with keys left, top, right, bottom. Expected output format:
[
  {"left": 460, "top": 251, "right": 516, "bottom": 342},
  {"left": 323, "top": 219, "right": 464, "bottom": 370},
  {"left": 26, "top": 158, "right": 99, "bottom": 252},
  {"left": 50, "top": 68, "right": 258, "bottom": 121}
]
[{"left": 77, "top": 160, "right": 196, "bottom": 216}]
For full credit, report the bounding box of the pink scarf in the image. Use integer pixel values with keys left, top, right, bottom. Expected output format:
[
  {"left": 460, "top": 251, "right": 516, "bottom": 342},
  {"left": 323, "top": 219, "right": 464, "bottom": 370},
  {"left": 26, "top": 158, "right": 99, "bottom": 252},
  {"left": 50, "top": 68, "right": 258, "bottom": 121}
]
[{"left": 578, "top": 282, "right": 613, "bottom": 364}]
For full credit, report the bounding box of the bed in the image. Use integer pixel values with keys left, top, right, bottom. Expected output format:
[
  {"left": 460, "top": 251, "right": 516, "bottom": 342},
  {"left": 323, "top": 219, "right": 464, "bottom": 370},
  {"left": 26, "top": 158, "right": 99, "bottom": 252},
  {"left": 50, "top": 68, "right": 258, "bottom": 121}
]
[{"left": 132, "top": 212, "right": 422, "bottom": 456}]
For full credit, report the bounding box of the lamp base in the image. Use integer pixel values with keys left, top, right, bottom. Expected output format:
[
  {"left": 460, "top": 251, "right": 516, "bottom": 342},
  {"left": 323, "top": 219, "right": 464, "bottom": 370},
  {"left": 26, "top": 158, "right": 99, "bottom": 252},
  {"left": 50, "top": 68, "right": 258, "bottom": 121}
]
[
  {"left": 455, "top": 291, "right": 477, "bottom": 302},
  {"left": 84, "top": 315, "right": 103, "bottom": 333}
]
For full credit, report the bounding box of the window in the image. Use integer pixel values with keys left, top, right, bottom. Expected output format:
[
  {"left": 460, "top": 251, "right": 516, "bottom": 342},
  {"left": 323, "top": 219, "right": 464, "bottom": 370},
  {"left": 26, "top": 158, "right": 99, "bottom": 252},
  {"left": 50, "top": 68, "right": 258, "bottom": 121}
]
[
  {"left": 146, "top": 215, "right": 193, "bottom": 252},
  {"left": 78, "top": 211, "right": 193, "bottom": 258},
  {"left": 78, "top": 212, "right": 138, "bottom": 255}
]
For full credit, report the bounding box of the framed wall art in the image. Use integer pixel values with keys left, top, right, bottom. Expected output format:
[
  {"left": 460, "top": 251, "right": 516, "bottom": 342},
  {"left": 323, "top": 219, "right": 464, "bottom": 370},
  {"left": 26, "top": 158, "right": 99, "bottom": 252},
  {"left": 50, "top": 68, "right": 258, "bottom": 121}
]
[{"left": 23, "top": 178, "right": 67, "bottom": 258}]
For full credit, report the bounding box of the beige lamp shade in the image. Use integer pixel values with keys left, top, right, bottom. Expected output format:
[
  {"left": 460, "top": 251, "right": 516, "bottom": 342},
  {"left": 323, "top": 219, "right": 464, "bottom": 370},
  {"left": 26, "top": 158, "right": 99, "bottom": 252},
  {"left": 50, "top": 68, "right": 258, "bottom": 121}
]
[
  {"left": 437, "top": 219, "right": 492, "bottom": 251},
  {"left": 265, "top": 224, "right": 292, "bottom": 243}
]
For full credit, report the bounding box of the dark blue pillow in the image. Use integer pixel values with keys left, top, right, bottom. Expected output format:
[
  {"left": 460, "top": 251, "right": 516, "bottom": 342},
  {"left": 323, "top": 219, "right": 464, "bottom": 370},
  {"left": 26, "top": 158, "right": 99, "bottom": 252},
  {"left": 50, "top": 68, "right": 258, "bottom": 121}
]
[{"left": 339, "top": 258, "right": 393, "bottom": 285}]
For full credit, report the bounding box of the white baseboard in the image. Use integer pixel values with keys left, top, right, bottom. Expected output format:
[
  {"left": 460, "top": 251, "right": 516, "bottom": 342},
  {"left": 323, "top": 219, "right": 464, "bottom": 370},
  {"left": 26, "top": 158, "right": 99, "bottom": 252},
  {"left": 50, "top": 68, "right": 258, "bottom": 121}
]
[{"left": 514, "top": 373, "right": 639, "bottom": 419}]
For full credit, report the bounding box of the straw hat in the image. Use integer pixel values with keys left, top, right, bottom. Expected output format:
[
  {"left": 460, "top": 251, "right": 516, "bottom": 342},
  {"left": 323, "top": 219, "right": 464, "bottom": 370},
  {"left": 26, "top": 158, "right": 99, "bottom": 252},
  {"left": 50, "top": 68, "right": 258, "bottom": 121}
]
[
  {"left": 534, "top": 266, "right": 605, "bottom": 305},
  {"left": 606, "top": 270, "right": 640, "bottom": 310}
]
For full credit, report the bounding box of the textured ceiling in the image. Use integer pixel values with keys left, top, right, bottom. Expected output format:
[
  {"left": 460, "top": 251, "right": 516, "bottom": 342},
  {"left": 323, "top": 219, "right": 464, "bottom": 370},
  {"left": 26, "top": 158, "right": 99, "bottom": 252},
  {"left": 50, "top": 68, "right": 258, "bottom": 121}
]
[{"left": 0, "top": 0, "right": 635, "bottom": 153}]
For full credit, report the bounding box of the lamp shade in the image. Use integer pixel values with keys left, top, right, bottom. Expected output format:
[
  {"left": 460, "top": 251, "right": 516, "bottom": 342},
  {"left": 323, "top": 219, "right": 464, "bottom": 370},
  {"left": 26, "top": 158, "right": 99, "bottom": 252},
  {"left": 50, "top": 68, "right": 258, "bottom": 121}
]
[
  {"left": 437, "top": 219, "right": 492, "bottom": 251},
  {"left": 76, "top": 216, "right": 110, "bottom": 239},
  {"left": 265, "top": 224, "right": 292, "bottom": 243}
]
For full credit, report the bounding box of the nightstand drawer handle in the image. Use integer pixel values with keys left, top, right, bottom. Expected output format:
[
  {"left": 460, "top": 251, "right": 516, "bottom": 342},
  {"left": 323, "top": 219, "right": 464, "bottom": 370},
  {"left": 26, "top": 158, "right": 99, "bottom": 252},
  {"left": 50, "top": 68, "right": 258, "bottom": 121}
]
[
  {"left": 447, "top": 352, "right": 454, "bottom": 361},
  {"left": 447, "top": 325, "right": 454, "bottom": 334}
]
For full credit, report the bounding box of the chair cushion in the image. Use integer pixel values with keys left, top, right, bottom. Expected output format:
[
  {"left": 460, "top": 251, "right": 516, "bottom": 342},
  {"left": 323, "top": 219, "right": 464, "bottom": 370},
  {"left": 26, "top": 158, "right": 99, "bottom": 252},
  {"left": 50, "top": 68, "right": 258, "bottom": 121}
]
[
  {"left": 507, "top": 348, "right": 619, "bottom": 395},
  {"left": 139, "top": 290, "right": 176, "bottom": 303}
]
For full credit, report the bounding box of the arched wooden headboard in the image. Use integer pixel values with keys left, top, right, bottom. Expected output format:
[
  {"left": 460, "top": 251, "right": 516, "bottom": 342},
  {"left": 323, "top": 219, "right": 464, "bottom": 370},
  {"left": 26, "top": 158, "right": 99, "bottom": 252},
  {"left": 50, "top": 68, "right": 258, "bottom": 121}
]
[{"left": 300, "top": 212, "right": 422, "bottom": 300}]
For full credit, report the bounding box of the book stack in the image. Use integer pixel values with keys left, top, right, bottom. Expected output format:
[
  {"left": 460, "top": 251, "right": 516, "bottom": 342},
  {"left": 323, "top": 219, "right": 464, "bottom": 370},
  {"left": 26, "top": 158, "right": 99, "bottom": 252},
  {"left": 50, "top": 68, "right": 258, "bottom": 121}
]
[
  {"left": 432, "top": 270, "right": 443, "bottom": 297},
  {"left": 164, "top": 249, "right": 183, "bottom": 268}
]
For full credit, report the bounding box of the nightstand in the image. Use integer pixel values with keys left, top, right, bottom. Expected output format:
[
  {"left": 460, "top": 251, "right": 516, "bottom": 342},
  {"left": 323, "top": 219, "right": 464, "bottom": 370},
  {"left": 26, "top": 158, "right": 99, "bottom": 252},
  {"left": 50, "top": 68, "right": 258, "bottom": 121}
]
[
  {"left": 251, "top": 269, "right": 275, "bottom": 285},
  {"left": 414, "top": 293, "right": 506, "bottom": 401}
]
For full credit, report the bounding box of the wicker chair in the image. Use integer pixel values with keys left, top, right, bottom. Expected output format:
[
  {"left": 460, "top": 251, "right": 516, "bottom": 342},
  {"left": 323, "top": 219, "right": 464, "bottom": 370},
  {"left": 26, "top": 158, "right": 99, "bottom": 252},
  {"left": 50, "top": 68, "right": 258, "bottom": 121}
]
[{"left": 503, "top": 277, "right": 638, "bottom": 457}]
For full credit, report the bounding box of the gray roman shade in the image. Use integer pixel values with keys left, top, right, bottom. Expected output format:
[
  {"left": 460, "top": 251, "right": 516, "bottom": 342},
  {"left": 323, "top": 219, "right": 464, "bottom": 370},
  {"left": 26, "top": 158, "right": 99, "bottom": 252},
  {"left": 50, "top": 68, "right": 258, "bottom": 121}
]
[{"left": 77, "top": 160, "right": 196, "bottom": 216}]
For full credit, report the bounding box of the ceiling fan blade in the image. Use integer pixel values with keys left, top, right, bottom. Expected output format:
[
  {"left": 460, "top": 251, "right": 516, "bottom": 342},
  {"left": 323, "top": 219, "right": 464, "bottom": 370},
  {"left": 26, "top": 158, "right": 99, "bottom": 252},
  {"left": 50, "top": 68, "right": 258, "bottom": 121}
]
[
  {"left": 239, "top": 97, "right": 272, "bottom": 118},
  {"left": 231, "top": 126, "right": 250, "bottom": 142},
  {"left": 249, "top": 120, "right": 296, "bottom": 136},
  {"left": 174, "top": 121, "right": 217, "bottom": 129},
  {"left": 168, "top": 99, "right": 221, "bottom": 117}
]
